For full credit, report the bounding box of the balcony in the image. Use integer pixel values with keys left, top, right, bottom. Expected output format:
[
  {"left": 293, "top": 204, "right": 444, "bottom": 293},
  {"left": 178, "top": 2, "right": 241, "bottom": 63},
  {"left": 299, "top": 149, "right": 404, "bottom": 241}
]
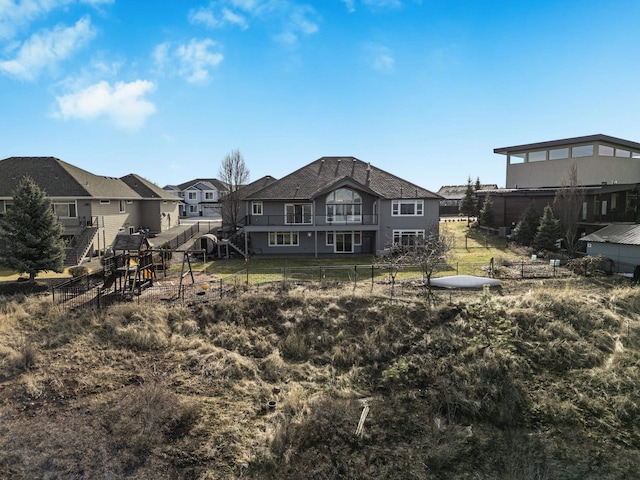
[{"left": 245, "top": 214, "right": 379, "bottom": 227}]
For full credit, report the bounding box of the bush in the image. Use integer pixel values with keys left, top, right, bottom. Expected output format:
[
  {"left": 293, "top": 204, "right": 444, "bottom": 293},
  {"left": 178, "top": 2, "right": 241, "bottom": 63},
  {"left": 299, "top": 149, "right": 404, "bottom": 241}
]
[{"left": 68, "top": 265, "right": 89, "bottom": 278}]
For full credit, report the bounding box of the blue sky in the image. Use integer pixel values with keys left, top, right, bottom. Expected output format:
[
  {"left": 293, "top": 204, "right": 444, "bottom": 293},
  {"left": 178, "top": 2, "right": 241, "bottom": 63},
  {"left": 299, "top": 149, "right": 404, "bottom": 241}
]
[{"left": 2, "top": 0, "right": 640, "bottom": 192}]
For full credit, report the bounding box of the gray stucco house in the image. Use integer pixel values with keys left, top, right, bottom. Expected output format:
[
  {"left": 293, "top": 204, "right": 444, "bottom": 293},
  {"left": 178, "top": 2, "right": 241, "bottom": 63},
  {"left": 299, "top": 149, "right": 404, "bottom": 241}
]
[
  {"left": 239, "top": 157, "right": 441, "bottom": 256},
  {"left": 0, "top": 157, "right": 180, "bottom": 265}
]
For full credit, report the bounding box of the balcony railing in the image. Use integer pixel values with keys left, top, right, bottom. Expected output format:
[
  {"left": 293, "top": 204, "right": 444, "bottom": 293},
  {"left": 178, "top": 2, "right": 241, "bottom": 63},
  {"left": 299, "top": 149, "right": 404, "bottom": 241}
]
[{"left": 244, "top": 214, "right": 379, "bottom": 227}]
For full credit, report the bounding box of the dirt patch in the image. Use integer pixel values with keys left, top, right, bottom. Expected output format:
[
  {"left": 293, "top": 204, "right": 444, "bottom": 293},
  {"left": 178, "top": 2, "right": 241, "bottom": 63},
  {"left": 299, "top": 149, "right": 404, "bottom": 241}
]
[{"left": 0, "top": 281, "right": 50, "bottom": 296}]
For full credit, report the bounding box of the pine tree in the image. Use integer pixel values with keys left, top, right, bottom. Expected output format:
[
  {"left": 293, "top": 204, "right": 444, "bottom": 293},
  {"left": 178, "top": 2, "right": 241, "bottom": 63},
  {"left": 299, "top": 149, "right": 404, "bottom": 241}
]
[
  {"left": 478, "top": 192, "right": 495, "bottom": 227},
  {"left": 533, "top": 204, "right": 561, "bottom": 252},
  {"left": 459, "top": 176, "right": 477, "bottom": 221},
  {"left": 512, "top": 202, "right": 540, "bottom": 246},
  {"left": 0, "top": 176, "right": 65, "bottom": 281}
]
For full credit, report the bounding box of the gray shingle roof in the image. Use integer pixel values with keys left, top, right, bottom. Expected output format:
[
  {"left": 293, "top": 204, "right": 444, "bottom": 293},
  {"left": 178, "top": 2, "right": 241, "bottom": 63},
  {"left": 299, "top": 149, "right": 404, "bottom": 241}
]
[
  {"left": 580, "top": 224, "right": 640, "bottom": 246},
  {"left": 121, "top": 174, "right": 181, "bottom": 200},
  {"left": 0, "top": 157, "right": 139, "bottom": 199},
  {"left": 238, "top": 175, "right": 278, "bottom": 200},
  {"left": 173, "top": 178, "right": 229, "bottom": 192},
  {"left": 246, "top": 157, "right": 440, "bottom": 201}
]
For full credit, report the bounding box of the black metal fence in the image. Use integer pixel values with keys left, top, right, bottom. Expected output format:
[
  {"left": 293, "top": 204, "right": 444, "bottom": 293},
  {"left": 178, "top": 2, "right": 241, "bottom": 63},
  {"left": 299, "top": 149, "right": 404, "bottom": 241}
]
[{"left": 51, "top": 258, "right": 574, "bottom": 311}]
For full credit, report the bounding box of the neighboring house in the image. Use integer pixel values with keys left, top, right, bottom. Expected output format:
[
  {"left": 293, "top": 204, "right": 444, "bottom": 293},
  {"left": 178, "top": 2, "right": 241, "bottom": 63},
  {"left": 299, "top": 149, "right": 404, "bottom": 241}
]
[
  {"left": 437, "top": 184, "right": 498, "bottom": 216},
  {"left": 494, "top": 134, "right": 640, "bottom": 189},
  {"left": 239, "top": 157, "right": 441, "bottom": 256},
  {"left": 163, "top": 178, "right": 229, "bottom": 217},
  {"left": 485, "top": 134, "right": 640, "bottom": 235},
  {"left": 579, "top": 224, "right": 640, "bottom": 274},
  {"left": 0, "top": 157, "right": 180, "bottom": 265}
]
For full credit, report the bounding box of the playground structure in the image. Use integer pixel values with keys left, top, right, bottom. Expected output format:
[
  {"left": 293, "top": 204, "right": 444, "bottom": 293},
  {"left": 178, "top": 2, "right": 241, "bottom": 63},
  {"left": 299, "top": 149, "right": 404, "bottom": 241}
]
[{"left": 102, "top": 234, "right": 195, "bottom": 300}]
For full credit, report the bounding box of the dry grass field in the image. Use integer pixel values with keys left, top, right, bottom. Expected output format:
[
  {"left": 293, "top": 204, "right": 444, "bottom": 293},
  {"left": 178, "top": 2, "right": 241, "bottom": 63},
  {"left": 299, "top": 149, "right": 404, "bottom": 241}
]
[
  {"left": 1, "top": 272, "right": 640, "bottom": 479},
  {"left": 1, "top": 221, "right": 640, "bottom": 478}
]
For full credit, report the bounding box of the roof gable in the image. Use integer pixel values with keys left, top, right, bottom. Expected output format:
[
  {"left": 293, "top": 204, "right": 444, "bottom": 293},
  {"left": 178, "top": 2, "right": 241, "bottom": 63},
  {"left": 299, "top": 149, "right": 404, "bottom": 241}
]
[
  {"left": 121, "top": 174, "right": 180, "bottom": 200},
  {"left": 246, "top": 157, "right": 440, "bottom": 201}
]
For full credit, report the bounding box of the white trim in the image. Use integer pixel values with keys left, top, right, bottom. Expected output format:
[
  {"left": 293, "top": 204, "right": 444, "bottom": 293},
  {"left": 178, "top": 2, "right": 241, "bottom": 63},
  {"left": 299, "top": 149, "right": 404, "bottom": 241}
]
[
  {"left": 391, "top": 199, "right": 423, "bottom": 216},
  {"left": 269, "top": 231, "right": 299, "bottom": 246}
]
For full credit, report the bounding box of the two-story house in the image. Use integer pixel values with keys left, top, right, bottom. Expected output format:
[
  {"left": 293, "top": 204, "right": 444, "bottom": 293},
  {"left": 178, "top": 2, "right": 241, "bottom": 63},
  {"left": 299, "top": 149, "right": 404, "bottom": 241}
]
[
  {"left": 0, "top": 157, "right": 180, "bottom": 265},
  {"left": 487, "top": 134, "right": 640, "bottom": 234},
  {"left": 238, "top": 157, "right": 441, "bottom": 257},
  {"left": 163, "top": 179, "right": 229, "bottom": 217}
]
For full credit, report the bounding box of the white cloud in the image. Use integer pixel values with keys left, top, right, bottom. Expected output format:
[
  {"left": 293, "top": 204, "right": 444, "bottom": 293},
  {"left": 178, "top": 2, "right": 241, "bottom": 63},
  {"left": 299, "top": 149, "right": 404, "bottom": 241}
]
[
  {"left": 341, "top": 0, "right": 356, "bottom": 13},
  {"left": 365, "top": 44, "right": 394, "bottom": 73},
  {"left": 188, "top": 6, "right": 221, "bottom": 29},
  {"left": 154, "top": 39, "right": 224, "bottom": 84},
  {"left": 0, "top": 0, "right": 112, "bottom": 40},
  {"left": 0, "top": 16, "right": 95, "bottom": 80},
  {"left": 54, "top": 79, "right": 157, "bottom": 130},
  {"left": 221, "top": 7, "right": 248, "bottom": 29},
  {"left": 274, "top": 4, "right": 320, "bottom": 47}
]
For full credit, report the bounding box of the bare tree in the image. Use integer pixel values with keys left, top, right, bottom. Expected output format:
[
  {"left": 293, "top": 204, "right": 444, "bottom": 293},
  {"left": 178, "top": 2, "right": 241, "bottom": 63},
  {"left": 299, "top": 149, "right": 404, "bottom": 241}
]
[
  {"left": 218, "top": 150, "right": 250, "bottom": 232},
  {"left": 377, "top": 228, "right": 454, "bottom": 304},
  {"left": 553, "top": 162, "right": 585, "bottom": 257}
]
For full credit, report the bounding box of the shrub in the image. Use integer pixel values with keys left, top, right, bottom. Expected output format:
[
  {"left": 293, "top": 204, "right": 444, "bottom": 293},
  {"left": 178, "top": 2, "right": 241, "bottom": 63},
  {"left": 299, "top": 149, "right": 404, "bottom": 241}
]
[{"left": 68, "top": 265, "right": 89, "bottom": 278}]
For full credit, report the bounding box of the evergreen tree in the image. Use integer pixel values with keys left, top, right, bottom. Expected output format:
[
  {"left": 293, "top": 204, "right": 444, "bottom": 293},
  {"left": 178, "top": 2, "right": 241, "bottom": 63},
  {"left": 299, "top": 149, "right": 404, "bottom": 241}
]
[
  {"left": 474, "top": 177, "right": 483, "bottom": 216},
  {"left": 0, "top": 176, "right": 65, "bottom": 281},
  {"left": 478, "top": 192, "right": 495, "bottom": 227},
  {"left": 512, "top": 201, "right": 540, "bottom": 246},
  {"left": 533, "top": 204, "right": 562, "bottom": 252},
  {"left": 459, "top": 176, "right": 477, "bottom": 220}
]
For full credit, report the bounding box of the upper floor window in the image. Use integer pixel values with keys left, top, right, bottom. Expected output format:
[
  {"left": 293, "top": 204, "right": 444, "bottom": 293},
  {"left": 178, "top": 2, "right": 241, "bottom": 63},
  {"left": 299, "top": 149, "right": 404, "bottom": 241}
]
[
  {"left": 392, "top": 199, "right": 423, "bottom": 216},
  {"left": 285, "top": 203, "right": 312, "bottom": 224},
  {"left": 119, "top": 200, "right": 126, "bottom": 213},
  {"left": 252, "top": 201, "right": 263, "bottom": 215},
  {"left": 187, "top": 192, "right": 197, "bottom": 200},
  {"left": 549, "top": 148, "right": 569, "bottom": 160},
  {"left": 53, "top": 201, "right": 77, "bottom": 218},
  {"left": 529, "top": 150, "right": 546, "bottom": 162},
  {"left": 204, "top": 192, "right": 214, "bottom": 200},
  {"left": 509, "top": 153, "right": 526, "bottom": 164},
  {"left": 599, "top": 145, "right": 614, "bottom": 156},
  {"left": 571, "top": 145, "right": 594, "bottom": 158},
  {"left": 326, "top": 188, "right": 361, "bottom": 222}
]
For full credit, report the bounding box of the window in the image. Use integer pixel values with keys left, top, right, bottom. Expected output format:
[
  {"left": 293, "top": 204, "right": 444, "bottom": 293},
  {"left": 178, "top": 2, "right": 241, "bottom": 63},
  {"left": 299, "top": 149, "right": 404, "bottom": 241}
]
[
  {"left": 204, "top": 192, "right": 214, "bottom": 200},
  {"left": 119, "top": 200, "right": 126, "bottom": 213},
  {"left": 529, "top": 150, "right": 546, "bottom": 162},
  {"left": 601, "top": 200, "right": 607, "bottom": 215},
  {"left": 326, "top": 232, "right": 334, "bottom": 246},
  {"left": 285, "top": 203, "right": 312, "bottom": 224},
  {"left": 53, "top": 201, "right": 77, "bottom": 218},
  {"left": 549, "top": 148, "right": 569, "bottom": 160},
  {"left": 598, "top": 145, "right": 614, "bottom": 156},
  {"left": 326, "top": 188, "right": 362, "bottom": 223},
  {"left": 509, "top": 153, "right": 526, "bottom": 164},
  {"left": 189, "top": 205, "right": 198, "bottom": 213},
  {"left": 393, "top": 230, "right": 425, "bottom": 246},
  {"left": 392, "top": 199, "right": 423, "bottom": 216},
  {"left": 582, "top": 201, "right": 588, "bottom": 221},
  {"left": 327, "top": 231, "right": 361, "bottom": 247},
  {"left": 269, "top": 231, "right": 299, "bottom": 246},
  {"left": 252, "top": 201, "right": 263, "bottom": 215},
  {"left": 187, "top": 192, "right": 197, "bottom": 200},
  {"left": 100, "top": 199, "right": 110, "bottom": 204},
  {"left": 633, "top": 152, "right": 640, "bottom": 159},
  {"left": 615, "top": 148, "right": 631, "bottom": 158},
  {"left": 572, "top": 145, "right": 594, "bottom": 158}
]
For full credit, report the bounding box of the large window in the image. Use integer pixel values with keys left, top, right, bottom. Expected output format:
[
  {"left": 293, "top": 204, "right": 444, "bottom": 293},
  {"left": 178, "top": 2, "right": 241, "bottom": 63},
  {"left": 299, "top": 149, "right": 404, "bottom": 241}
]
[
  {"left": 572, "top": 145, "right": 594, "bottom": 158},
  {"left": 392, "top": 199, "right": 423, "bottom": 216},
  {"left": 549, "top": 148, "right": 569, "bottom": 160},
  {"left": 326, "top": 188, "right": 362, "bottom": 223},
  {"left": 529, "top": 150, "right": 546, "bottom": 162},
  {"left": 393, "top": 229, "right": 425, "bottom": 246},
  {"left": 285, "top": 203, "right": 312, "bottom": 224},
  {"left": 269, "top": 231, "right": 299, "bottom": 246},
  {"left": 53, "top": 201, "right": 77, "bottom": 218}
]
